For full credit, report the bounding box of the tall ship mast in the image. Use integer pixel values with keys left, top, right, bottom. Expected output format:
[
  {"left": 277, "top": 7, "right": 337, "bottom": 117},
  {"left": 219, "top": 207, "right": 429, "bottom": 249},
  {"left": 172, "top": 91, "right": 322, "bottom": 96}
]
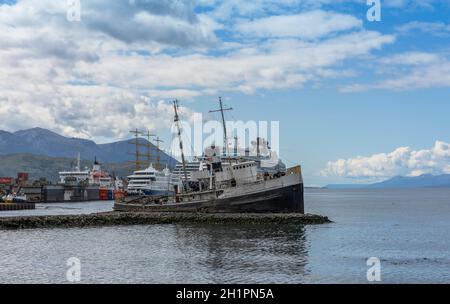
[
  {"left": 209, "top": 97, "right": 232, "bottom": 156},
  {"left": 173, "top": 99, "right": 189, "bottom": 191},
  {"left": 125, "top": 128, "right": 174, "bottom": 197}
]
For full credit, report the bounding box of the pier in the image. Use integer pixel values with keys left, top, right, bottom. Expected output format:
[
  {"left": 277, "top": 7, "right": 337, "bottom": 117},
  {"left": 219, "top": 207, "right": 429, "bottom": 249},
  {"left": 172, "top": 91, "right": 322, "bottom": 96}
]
[
  {"left": 0, "top": 212, "right": 331, "bottom": 230},
  {"left": 0, "top": 202, "right": 35, "bottom": 211}
]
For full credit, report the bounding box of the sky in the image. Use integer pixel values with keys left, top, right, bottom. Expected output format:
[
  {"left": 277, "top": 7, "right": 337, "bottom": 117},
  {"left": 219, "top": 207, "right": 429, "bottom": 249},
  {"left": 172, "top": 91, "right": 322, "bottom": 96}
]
[{"left": 0, "top": 0, "right": 449, "bottom": 186}]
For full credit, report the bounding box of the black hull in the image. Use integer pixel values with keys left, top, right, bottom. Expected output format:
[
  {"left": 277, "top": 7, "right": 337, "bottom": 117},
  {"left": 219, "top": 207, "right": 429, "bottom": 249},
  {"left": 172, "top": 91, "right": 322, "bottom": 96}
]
[
  {"left": 215, "top": 183, "right": 304, "bottom": 213},
  {"left": 114, "top": 183, "right": 304, "bottom": 213}
]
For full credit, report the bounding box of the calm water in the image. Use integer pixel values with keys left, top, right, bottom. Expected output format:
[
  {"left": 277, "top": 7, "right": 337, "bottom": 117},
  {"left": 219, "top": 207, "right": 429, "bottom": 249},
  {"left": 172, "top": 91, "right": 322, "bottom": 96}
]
[
  {"left": 1, "top": 188, "right": 450, "bottom": 283},
  {"left": 0, "top": 201, "right": 114, "bottom": 217}
]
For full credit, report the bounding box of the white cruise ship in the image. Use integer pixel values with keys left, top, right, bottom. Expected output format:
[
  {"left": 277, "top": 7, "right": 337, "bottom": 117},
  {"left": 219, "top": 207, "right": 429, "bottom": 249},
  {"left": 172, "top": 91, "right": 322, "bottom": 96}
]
[
  {"left": 171, "top": 161, "right": 205, "bottom": 184},
  {"left": 127, "top": 164, "right": 173, "bottom": 196},
  {"left": 58, "top": 155, "right": 113, "bottom": 187}
]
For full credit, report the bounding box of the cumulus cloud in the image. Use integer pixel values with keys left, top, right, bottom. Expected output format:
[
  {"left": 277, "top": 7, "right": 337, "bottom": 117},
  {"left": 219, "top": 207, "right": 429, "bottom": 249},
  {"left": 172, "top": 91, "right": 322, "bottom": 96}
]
[
  {"left": 82, "top": 1, "right": 219, "bottom": 47},
  {"left": 321, "top": 141, "right": 450, "bottom": 178},
  {"left": 339, "top": 19, "right": 450, "bottom": 93},
  {"left": 0, "top": 84, "right": 194, "bottom": 140},
  {"left": 0, "top": 0, "right": 395, "bottom": 140},
  {"left": 0, "top": 0, "right": 216, "bottom": 139},
  {"left": 0, "top": 0, "right": 394, "bottom": 138},
  {"left": 73, "top": 30, "right": 394, "bottom": 92}
]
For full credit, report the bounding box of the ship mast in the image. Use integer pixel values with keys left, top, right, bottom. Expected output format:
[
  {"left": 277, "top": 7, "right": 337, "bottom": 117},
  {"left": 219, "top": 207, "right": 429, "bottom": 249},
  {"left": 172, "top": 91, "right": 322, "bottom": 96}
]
[
  {"left": 209, "top": 97, "right": 232, "bottom": 156},
  {"left": 129, "top": 128, "right": 142, "bottom": 171},
  {"left": 154, "top": 136, "right": 164, "bottom": 170},
  {"left": 143, "top": 130, "right": 156, "bottom": 167},
  {"left": 173, "top": 99, "right": 189, "bottom": 191},
  {"left": 128, "top": 129, "right": 158, "bottom": 171}
]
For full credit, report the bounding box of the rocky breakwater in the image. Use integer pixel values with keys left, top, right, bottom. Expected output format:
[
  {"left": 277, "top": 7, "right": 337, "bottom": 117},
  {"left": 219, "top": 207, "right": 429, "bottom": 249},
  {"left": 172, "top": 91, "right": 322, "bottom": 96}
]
[{"left": 0, "top": 212, "right": 331, "bottom": 230}]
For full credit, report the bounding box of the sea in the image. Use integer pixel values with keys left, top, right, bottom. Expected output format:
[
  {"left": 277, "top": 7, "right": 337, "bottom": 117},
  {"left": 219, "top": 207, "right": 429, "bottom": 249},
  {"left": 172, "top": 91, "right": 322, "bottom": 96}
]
[{"left": 0, "top": 188, "right": 449, "bottom": 283}]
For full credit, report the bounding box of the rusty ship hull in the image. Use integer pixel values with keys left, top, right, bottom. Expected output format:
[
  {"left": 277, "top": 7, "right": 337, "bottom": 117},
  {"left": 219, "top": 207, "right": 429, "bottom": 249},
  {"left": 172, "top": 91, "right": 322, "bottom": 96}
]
[{"left": 114, "top": 168, "right": 304, "bottom": 213}]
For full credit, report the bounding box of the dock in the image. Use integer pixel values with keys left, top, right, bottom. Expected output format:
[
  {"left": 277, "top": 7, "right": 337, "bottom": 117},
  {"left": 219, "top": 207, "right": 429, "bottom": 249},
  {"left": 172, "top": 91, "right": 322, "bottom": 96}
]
[{"left": 0, "top": 202, "right": 35, "bottom": 211}]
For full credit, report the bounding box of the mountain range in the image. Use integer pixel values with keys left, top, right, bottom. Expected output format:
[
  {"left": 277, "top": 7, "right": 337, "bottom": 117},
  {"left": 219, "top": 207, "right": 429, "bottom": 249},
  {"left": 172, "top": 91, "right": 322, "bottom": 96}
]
[
  {"left": 325, "top": 174, "right": 450, "bottom": 189},
  {"left": 3, "top": 128, "right": 449, "bottom": 188},
  {"left": 0, "top": 127, "right": 178, "bottom": 181}
]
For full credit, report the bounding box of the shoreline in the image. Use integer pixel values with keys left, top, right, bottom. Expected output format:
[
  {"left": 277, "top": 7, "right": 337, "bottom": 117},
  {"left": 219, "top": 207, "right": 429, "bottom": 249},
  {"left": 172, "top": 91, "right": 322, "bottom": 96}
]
[{"left": 0, "top": 211, "right": 331, "bottom": 230}]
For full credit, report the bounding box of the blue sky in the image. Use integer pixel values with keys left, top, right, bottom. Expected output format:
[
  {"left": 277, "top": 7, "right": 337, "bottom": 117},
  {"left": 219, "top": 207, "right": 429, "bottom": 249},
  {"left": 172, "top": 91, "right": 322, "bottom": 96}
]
[{"left": 1, "top": 0, "right": 450, "bottom": 185}]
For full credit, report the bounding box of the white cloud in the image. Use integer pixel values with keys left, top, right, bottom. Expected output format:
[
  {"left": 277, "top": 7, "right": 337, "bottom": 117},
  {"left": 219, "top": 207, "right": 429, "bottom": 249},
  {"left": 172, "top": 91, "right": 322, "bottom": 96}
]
[
  {"left": 383, "top": 0, "right": 437, "bottom": 8},
  {"left": 203, "top": 0, "right": 440, "bottom": 20},
  {"left": 340, "top": 52, "right": 450, "bottom": 92},
  {"left": 74, "top": 31, "right": 393, "bottom": 92},
  {"left": 378, "top": 52, "right": 441, "bottom": 66},
  {"left": 0, "top": 84, "right": 193, "bottom": 140},
  {"left": 396, "top": 21, "right": 450, "bottom": 36},
  {"left": 203, "top": 0, "right": 305, "bottom": 21},
  {"left": 235, "top": 10, "right": 361, "bottom": 39},
  {"left": 0, "top": 0, "right": 395, "bottom": 140},
  {"left": 321, "top": 141, "right": 450, "bottom": 178}
]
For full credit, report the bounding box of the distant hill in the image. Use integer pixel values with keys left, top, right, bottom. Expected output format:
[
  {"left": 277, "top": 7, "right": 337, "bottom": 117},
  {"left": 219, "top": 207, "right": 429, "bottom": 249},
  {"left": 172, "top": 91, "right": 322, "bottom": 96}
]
[
  {"left": 367, "top": 174, "right": 450, "bottom": 189},
  {"left": 323, "top": 183, "right": 369, "bottom": 189},
  {"left": 325, "top": 174, "right": 450, "bottom": 189},
  {"left": 0, "top": 153, "right": 138, "bottom": 182},
  {"left": 0, "top": 127, "right": 177, "bottom": 166}
]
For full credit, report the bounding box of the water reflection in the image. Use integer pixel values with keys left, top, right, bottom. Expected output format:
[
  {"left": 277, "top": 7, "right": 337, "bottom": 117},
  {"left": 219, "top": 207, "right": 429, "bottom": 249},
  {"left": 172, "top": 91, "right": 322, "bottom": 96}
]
[
  {"left": 171, "top": 224, "right": 309, "bottom": 283},
  {"left": 3, "top": 188, "right": 450, "bottom": 283}
]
